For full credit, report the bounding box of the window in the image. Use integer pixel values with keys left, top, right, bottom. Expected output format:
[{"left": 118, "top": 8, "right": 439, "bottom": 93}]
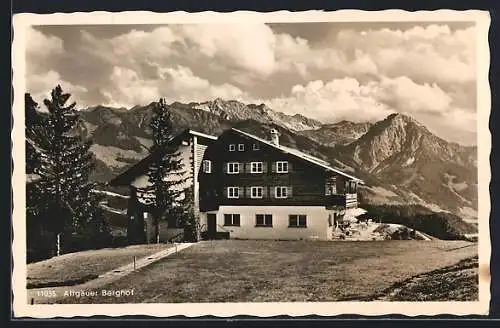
[
  {"left": 276, "top": 161, "right": 289, "bottom": 173},
  {"left": 227, "top": 162, "right": 240, "bottom": 174},
  {"left": 250, "top": 162, "right": 263, "bottom": 173},
  {"left": 251, "top": 186, "right": 263, "bottom": 199},
  {"left": 275, "top": 186, "right": 288, "bottom": 199},
  {"left": 202, "top": 160, "right": 212, "bottom": 173},
  {"left": 229, "top": 144, "right": 236, "bottom": 152},
  {"left": 253, "top": 143, "right": 260, "bottom": 151},
  {"left": 256, "top": 214, "right": 272, "bottom": 227},
  {"left": 227, "top": 187, "right": 240, "bottom": 199},
  {"left": 224, "top": 214, "right": 240, "bottom": 226},
  {"left": 238, "top": 144, "right": 245, "bottom": 151},
  {"left": 289, "top": 214, "right": 307, "bottom": 228}
]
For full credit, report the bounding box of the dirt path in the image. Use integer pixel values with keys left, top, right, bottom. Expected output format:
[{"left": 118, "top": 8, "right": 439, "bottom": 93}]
[{"left": 27, "top": 243, "right": 194, "bottom": 304}]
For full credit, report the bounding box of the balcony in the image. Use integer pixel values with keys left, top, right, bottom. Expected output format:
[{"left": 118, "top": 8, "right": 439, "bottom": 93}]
[{"left": 325, "top": 193, "right": 357, "bottom": 208}]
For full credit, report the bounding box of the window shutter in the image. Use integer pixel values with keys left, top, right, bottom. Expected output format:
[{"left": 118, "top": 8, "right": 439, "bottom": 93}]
[
  {"left": 262, "top": 162, "right": 268, "bottom": 173},
  {"left": 288, "top": 186, "right": 293, "bottom": 198},
  {"left": 270, "top": 187, "right": 276, "bottom": 198},
  {"left": 245, "top": 163, "right": 251, "bottom": 173},
  {"left": 325, "top": 184, "right": 330, "bottom": 196},
  {"left": 272, "top": 162, "right": 277, "bottom": 173},
  {"left": 288, "top": 162, "right": 293, "bottom": 172},
  {"left": 245, "top": 186, "right": 251, "bottom": 198},
  {"left": 223, "top": 187, "right": 228, "bottom": 198},
  {"left": 238, "top": 186, "right": 244, "bottom": 198},
  {"left": 262, "top": 186, "right": 268, "bottom": 198},
  {"left": 238, "top": 162, "right": 244, "bottom": 174},
  {"left": 223, "top": 163, "right": 228, "bottom": 174}
]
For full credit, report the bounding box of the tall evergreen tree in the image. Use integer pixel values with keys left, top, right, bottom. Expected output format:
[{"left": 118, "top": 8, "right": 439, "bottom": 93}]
[
  {"left": 26, "top": 85, "right": 103, "bottom": 256},
  {"left": 144, "top": 98, "right": 186, "bottom": 242}
]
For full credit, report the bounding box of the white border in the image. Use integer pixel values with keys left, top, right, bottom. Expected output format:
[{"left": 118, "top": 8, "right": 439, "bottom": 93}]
[{"left": 12, "top": 9, "right": 491, "bottom": 318}]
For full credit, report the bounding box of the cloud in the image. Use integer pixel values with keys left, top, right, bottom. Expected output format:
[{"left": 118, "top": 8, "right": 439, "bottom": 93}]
[
  {"left": 174, "top": 24, "right": 277, "bottom": 77},
  {"left": 264, "top": 76, "right": 475, "bottom": 145},
  {"left": 25, "top": 23, "right": 477, "bottom": 145},
  {"left": 103, "top": 65, "right": 247, "bottom": 108},
  {"left": 377, "top": 76, "right": 452, "bottom": 114},
  {"left": 266, "top": 78, "right": 393, "bottom": 123},
  {"left": 332, "top": 25, "right": 476, "bottom": 86},
  {"left": 26, "top": 27, "right": 64, "bottom": 60},
  {"left": 25, "top": 27, "right": 65, "bottom": 75},
  {"left": 28, "top": 70, "right": 88, "bottom": 107}
]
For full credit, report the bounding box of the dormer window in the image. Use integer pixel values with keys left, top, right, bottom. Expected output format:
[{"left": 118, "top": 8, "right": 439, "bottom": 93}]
[
  {"left": 229, "top": 144, "right": 236, "bottom": 152},
  {"left": 253, "top": 143, "right": 260, "bottom": 151},
  {"left": 202, "top": 160, "right": 212, "bottom": 173},
  {"left": 238, "top": 144, "right": 245, "bottom": 151},
  {"left": 276, "top": 161, "right": 288, "bottom": 173}
]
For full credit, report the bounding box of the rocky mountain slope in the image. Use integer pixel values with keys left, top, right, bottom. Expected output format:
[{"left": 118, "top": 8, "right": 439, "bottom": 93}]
[
  {"left": 191, "top": 98, "right": 323, "bottom": 131},
  {"left": 338, "top": 113, "right": 478, "bottom": 220},
  {"left": 299, "top": 121, "right": 372, "bottom": 146},
  {"left": 78, "top": 99, "right": 478, "bottom": 222}
]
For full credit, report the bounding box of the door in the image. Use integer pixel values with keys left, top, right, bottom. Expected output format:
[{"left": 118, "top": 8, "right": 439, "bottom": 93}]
[{"left": 207, "top": 214, "right": 217, "bottom": 237}]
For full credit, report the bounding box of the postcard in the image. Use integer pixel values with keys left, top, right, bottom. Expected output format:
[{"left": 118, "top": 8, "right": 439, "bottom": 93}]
[{"left": 12, "top": 9, "right": 491, "bottom": 317}]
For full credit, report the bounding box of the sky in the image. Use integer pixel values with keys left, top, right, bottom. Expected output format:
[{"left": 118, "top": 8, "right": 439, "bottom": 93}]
[{"left": 26, "top": 22, "right": 477, "bottom": 145}]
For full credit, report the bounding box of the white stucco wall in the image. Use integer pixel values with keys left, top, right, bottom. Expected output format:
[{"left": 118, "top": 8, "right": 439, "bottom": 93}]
[{"left": 207, "top": 206, "right": 332, "bottom": 240}]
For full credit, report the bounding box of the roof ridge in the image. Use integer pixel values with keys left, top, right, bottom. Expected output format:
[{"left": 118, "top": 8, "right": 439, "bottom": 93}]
[{"left": 230, "top": 128, "right": 363, "bottom": 183}]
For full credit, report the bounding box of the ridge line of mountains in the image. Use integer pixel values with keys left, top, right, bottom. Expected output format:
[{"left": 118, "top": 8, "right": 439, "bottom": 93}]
[{"left": 78, "top": 98, "right": 478, "bottom": 224}]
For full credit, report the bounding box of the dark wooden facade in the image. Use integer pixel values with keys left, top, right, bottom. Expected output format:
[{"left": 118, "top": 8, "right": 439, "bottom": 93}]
[{"left": 198, "top": 130, "right": 359, "bottom": 212}]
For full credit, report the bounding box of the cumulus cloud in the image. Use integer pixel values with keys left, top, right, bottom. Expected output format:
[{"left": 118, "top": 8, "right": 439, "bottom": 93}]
[
  {"left": 28, "top": 70, "right": 88, "bottom": 107},
  {"left": 332, "top": 25, "right": 476, "bottom": 86},
  {"left": 26, "top": 27, "right": 64, "bottom": 60},
  {"left": 103, "top": 65, "right": 247, "bottom": 108},
  {"left": 377, "top": 76, "right": 452, "bottom": 114},
  {"left": 265, "top": 76, "right": 475, "bottom": 145},
  {"left": 25, "top": 22, "right": 477, "bottom": 145},
  {"left": 266, "top": 78, "right": 393, "bottom": 123}
]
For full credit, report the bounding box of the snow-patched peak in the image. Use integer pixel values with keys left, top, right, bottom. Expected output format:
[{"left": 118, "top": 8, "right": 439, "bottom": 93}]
[{"left": 188, "top": 98, "right": 322, "bottom": 131}]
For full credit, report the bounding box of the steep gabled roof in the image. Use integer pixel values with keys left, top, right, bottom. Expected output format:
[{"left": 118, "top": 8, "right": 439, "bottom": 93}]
[
  {"left": 109, "top": 127, "right": 363, "bottom": 186},
  {"left": 109, "top": 129, "right": 216, "bottom": 186},
  {"left": 231, "top": 128, "right": 364, "bottom": 183}
]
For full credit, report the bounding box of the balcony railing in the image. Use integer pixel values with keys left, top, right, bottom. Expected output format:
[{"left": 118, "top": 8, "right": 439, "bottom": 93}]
[
  {"left": 200, "top": 193, "right": 358, "bottom": 210},
  {"left": 325, "top": 193, "right": 357, "bottom": 208}
]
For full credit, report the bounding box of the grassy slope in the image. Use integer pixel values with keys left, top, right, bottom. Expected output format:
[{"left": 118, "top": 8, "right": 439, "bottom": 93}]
[
  {"left": 57, "top": 239, "right": 477, "bottom": 304},
  {"left": 27, "top": 244, "right": 173, "bottom": 288},
  {"left": 374, "top": 256, "right": 478, "bottom": 301}
]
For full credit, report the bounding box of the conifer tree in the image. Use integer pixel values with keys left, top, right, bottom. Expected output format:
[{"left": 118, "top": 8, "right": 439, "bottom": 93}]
[
  {"left": 26, "top": 85, "right": 103, "bottom": 255},
  {"left": 145, "top": 98, "right": 186, "bottom": 242}
]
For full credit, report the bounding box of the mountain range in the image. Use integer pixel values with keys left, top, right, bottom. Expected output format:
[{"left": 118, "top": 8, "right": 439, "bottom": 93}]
[{"left": 78, "top": 98, "right": 478, "bottom": 223}]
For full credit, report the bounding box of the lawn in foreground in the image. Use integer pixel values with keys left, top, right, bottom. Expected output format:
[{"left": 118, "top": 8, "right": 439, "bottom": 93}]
[
  {"left": 375, "top": 256, "right": 479, "bottom": 301},
  {"left": 58, "top": 239, "right": 477, "bottom": 303},
  {"left": 27, "top": 244, "right": 174, "bottom": 288}
]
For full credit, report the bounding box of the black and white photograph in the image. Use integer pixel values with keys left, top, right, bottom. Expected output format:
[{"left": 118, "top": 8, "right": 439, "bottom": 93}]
[{"left": 12, "top": 10, "right": 491, "bottom": 317}]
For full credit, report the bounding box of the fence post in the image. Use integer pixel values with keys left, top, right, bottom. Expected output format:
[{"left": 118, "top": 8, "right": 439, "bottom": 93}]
[{"left": 133, "top": 256, "right": 136, "bottom": 270}]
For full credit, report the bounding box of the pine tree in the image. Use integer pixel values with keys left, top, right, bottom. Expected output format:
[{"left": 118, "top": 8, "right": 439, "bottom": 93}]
[
  {"left": 26, "top": 85, "right": 103, "bottom": 256},
  {"left": 144, "top": 98, "right": 186, "bottom": 242}
]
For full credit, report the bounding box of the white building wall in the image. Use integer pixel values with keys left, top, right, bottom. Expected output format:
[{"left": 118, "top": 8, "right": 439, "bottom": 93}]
[{"left": 210, "top": 206, "right": 331, "bottom": 240}]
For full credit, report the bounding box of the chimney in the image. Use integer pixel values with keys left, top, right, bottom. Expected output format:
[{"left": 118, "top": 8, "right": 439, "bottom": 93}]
[{"left": 270, "top": 128, "right": 280, "bottom": 146}]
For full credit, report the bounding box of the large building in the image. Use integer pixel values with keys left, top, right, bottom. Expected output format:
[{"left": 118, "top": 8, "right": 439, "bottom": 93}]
[{"left": 110, "top": 128, "right": 364, "bottom": 242}]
